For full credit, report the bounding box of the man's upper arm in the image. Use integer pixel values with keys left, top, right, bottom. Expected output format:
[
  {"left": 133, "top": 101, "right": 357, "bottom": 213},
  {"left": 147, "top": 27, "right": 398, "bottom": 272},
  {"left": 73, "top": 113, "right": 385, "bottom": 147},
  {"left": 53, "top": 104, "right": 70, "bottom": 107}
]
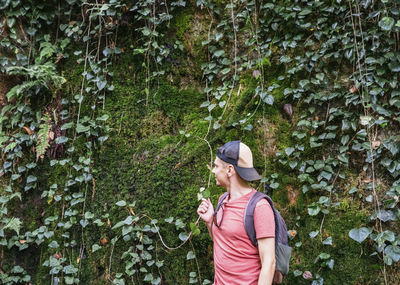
[{"left": 258, "top": 237, "right": 275, "bottom": 264}]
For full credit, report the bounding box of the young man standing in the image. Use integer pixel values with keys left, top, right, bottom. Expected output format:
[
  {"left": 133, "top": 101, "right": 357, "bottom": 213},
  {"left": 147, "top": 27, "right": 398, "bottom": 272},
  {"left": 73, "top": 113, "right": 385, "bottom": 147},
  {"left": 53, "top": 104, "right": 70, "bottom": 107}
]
[{"left": 197, "top": 141, "right": 276, "bottom": 285}]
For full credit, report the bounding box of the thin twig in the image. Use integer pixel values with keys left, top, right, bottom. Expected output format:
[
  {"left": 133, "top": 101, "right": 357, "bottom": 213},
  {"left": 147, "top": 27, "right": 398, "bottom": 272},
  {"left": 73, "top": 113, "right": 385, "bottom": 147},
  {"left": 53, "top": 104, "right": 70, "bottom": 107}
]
[
  {"left": 221, "top": 0, "right": 238, "bottom": 119},
  {"left": 189, "top": 238, "right": 202, "bottom": 285}
]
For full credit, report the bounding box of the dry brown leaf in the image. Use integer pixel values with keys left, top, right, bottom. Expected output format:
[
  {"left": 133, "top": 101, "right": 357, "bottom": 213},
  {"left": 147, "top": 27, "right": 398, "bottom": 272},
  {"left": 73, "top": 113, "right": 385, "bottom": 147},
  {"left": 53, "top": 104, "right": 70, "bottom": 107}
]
[
  {"left": 303, "top": 271, "right": 313, "bottom": 279},
  {"left": 22, "top": 126, "right": 34, "bottom": 135},
  {"left": 101, "top": 237, "right": 108, "bottom": 245},
  {"left": 49, "top": 131, "right": 55, "bottom": 140},
  {"left": 372, "top": 140, "right": 381, "bottom": 149},
  {"left": 349, "top": 86, "right": 358, "bottom": 93},
  {"left": 53, "top": 252, "right": 62, "bottom": 259}
]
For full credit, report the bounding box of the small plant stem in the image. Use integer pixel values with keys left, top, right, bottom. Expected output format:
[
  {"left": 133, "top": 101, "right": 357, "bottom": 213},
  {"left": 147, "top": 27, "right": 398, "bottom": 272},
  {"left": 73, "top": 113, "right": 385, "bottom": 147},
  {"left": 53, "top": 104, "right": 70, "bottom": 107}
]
[
  {"left": 221, "top": 0, "right": 238, "bottom": 118},
  {"left": 108, "top": 235, "right": 120, "bottom": 282},
  {"left": 77, "top": 17, "right": 92, "bottom": 126},
  {"left": 189, "top": 238, "right": 202, "bottom": 285}
]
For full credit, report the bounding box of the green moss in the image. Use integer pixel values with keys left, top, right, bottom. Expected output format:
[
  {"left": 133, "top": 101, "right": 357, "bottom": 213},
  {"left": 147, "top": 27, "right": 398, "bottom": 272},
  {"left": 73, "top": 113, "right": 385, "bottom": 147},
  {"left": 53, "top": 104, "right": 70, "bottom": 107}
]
[
  {"left": 173, "top": 12, "right": 193, "bottom": 40},
  {"left": 287, "top": 205, "right": 380, "bottom": 284}
]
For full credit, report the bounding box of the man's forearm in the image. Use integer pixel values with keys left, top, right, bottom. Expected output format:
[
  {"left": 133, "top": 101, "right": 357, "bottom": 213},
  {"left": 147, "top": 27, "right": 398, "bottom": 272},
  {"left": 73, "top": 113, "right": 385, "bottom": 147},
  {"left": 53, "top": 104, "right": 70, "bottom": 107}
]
[
  {"left": 206, "top": 221, "right": 213, "bottom": 239},
  {"left": 258, "top": 257, "right": 275, "bottom": 285}
]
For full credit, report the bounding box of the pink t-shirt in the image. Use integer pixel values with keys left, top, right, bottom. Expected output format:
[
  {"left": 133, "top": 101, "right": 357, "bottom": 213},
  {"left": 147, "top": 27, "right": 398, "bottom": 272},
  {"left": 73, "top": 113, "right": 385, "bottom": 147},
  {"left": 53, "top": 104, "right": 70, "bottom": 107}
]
[{"left": 212, "top": 189, "right": 275, "bottom": 285}]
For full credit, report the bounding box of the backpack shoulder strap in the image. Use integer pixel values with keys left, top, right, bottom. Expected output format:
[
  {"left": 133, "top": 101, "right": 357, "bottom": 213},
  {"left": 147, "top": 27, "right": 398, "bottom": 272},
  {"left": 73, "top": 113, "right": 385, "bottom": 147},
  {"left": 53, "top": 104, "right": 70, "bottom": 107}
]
[
  {"left": 244, "top": 191, "right": 280, "bottom": 248},
  {"left": 216, "top": 192, "right": 229, "bottom": 212}
]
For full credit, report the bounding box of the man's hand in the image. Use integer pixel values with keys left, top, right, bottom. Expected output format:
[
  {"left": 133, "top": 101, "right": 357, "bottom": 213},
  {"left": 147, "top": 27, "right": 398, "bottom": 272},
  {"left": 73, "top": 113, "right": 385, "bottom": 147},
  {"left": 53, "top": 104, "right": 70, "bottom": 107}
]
[{"left": 197, "top": 198, "right": 214, "bottom": 225}]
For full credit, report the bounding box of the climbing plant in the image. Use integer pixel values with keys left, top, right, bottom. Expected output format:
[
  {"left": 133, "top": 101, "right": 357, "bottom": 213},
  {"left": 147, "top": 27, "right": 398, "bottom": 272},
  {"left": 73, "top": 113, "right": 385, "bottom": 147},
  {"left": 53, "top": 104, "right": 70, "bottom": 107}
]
[{"left": 0, "top": 0, "right": 399, "bottom": 284}]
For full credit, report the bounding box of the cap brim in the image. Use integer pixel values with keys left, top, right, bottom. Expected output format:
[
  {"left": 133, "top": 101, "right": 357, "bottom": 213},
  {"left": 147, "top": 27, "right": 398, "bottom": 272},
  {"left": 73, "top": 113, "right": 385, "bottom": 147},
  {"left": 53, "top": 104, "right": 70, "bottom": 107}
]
[{"left": 234, "top": 165, "right": 261, "bottom": 181}]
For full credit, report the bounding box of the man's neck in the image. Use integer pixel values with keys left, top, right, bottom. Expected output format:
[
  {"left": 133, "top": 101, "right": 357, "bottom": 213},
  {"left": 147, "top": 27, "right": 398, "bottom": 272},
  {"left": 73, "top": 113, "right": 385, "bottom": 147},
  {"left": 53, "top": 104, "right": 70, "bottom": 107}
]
[{"left": 227, "top": 180, "right": 253, "bottom": 201}]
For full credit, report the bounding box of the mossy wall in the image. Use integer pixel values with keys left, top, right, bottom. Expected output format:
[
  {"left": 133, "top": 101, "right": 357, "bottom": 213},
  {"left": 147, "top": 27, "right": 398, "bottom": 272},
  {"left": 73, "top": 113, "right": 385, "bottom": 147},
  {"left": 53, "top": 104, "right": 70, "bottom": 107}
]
[{"left": 1, "top": 0, "right": 399, "bottom": 284}]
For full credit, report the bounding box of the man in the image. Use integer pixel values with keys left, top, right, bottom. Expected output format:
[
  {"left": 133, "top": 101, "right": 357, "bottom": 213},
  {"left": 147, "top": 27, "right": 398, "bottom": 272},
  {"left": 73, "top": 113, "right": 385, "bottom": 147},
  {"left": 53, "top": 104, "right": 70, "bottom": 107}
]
[{"left": 197, "top": 141, "right": 276, "bottom": 285}]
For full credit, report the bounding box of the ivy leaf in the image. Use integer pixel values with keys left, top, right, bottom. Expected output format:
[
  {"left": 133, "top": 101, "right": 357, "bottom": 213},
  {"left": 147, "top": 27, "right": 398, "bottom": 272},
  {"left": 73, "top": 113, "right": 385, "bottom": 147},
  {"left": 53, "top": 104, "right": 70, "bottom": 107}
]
[
  {"left": 307, "top": 203, "right": 321, "bottom": 216},
  {"left": 76, "top": 124, "right": 90, "bottom": 133},
  {"left": 378, "top": 17, "right": 395, "bottom": 31},
  {"left": 213, "top": 50, "right": 225, "bottom": 57},
  {"left": 144, "top": 273, "right": 154, "bottom": 282},
  {"left": 27, "top": 175, "right": 37, "bottom": 184},
  {"left": 64, "top": 265, "right": 78, "bottom": 274},
  {"left": 7, "top": 17, "right": 16, "bottom": 28},
  {"left": 293, "top": 270, "right": 303, "bottom": 277},
  {"left": 221, "top": 68, "right": 230, "bottom": 75},
  {"left": 96, "top": 114, "right": 109, "bottom": 121},
  {"left": 349, "top": 187, "right": 358, "bottom": 194},
  {"left": 178, "top": 232, "right": 189, "bottom": 241},
  {"left": 186, "top": 251, "right": 195, "bottom": 260},
  {"left": 200, "top": 101, "right": 210, "bottom": 108},
  {"left": 208, "top": 103, "right": 216, "bottom": 112},
  {"left": 318, "top": 253, "right": 330, "bottom": 260},
  {"left": 80, "top": 219, "right": 89, "bottom": 228},
  {"left": 383, "top": 140, "right": 399, "bottom": 156},
  {"left": 316, "top": 73, "right": 325, "bottom": 81},
  {"left": 377, "top": 210, "right": 396, "bottom": 222},
  {"left": 116, "top": 200, "right": 126, "bottom": 207},
  {"left": 97, "top": 80, "right": 107, "bottom": 91},
  {"left": 386, "top": 245, "right": 400, "bottom": 262},
  {"left": 326, "top": 259, "right": 334, "bottom": 270},
  {"left": 123, "top": 215, "right": 133, "bottom": 225},
  {"left": 202, "top": 189, "right": 210, "bottom": 199},
  {"left": 299, "top": 8, "right": 312, "bottom": 16},
  {"left": 322, "top": 237, "right": 332, "bottom": 245},
  {"left": 165, "top": 217, "right": 174, "bottom": 223},
  {"left": 84, "top": 211, "right": 94, "bottom": 219},
  {"left": 285, "top": 147, "right": 295, "bottom": 156},
  {"left": 92, "top": 244, "right": 101, "bottom": 252},
  {"left": 349, "top": 227, "right": 372, "bottom": 243},
  {"left": 48, "top": 240, "right": 59, "bottom": 248},
  {"left": 55, "top": 136, "right": 68, "bottom": 144},
  {"left": 244, "top": 124, "right": 253, "bottom": 131},
  {"left": 309, "top": 231, "right": 319, "bottom": 238},
  {"left": 142, "top": 27, "right": 152, "bottom": 36},
  {"left": 389, "top": 61, "right": 400, "bottom": 73},
  {"left": 261, "top": 94, "right": 274, "bottom": 105},
  {"left": 299, "top": 80, "right": 309, "bottom": 88},
  {"left": 215, "top": 32, "right": 223, "bottom": 41}
]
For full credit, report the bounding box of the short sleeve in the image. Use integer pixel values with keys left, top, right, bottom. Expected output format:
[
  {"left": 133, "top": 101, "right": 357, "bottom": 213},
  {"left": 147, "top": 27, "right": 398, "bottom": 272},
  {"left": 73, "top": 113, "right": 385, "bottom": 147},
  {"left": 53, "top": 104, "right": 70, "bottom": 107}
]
[{"left": 254, "top": 199, "right": 275, "bottom": 239}]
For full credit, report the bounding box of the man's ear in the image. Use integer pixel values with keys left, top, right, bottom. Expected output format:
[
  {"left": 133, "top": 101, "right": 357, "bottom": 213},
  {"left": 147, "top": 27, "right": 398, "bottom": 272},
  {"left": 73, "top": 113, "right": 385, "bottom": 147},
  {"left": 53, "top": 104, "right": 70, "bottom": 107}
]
[{"left": 227, "top": 165, "right": 235, "bottom": 177}]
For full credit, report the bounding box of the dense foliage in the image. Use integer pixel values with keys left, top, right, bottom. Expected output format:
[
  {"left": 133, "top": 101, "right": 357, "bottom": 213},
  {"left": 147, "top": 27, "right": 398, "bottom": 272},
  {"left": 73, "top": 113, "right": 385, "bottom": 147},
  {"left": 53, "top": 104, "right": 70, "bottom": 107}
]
[{"left": 0, "top": 0, "right": 399, "bottom": 284}]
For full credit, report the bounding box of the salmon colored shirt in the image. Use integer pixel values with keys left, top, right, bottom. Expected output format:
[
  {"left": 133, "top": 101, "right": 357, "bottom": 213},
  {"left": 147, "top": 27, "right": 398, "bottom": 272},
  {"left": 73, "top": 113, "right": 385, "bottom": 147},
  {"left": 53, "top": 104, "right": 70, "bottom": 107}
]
[{"left": 212, "top": 189, "right": 275, "bottom": 285}]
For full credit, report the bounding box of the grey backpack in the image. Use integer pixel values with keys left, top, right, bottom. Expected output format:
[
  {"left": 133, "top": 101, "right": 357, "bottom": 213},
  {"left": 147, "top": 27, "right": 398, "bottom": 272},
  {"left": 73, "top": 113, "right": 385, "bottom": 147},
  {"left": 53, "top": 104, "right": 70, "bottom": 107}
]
[{"left": 217, "top": 191, "right": 292, "bottom": 277}]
